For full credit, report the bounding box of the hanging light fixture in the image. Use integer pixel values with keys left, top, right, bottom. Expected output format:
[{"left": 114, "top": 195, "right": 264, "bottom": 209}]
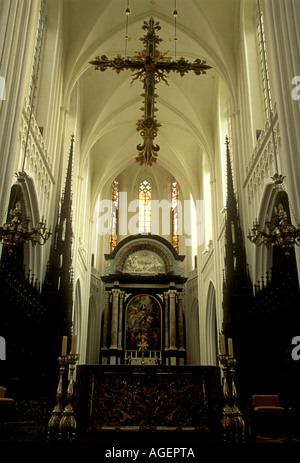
[
  {"left": 0, "top": 2, "right": 51, "bottom": 254},
  {"left": 124, "top": 0, "right": 130, "bottom": 58},
  {"left": 247, "top": 122, "right": 300, "bottom": 257},
  {"left": 173, "top": 1, "right": 178, "bottom": 61},
  {"left": 247, "top": 2, "right": 300, "bottom": 256},
  {"left": 247, "top": 197, "right": 300, "bottom": 256},
  {"left": 0, "top": 176, "right": 51, "bottom": 254}
]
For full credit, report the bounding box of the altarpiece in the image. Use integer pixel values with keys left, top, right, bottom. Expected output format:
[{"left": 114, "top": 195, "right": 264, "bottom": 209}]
[{"left": 100, "top": 234, "right": 187, "bottom": 366}]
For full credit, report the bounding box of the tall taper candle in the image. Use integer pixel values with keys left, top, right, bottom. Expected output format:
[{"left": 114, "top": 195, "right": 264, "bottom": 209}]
[
  {"left": 61, "top": 336, "right": 68, "bottom": 356},
  {"left": 70, "top": 335, "right": 77, "bottom": 354},
  {"left": 228, "top": 338, "right": 234, "bottom": 357},
  {"left": 220, "top": 334, "right": 226, "bottom": 355}
]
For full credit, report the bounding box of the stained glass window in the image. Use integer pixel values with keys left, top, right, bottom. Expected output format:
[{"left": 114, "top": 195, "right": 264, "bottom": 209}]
[
  {"left": 110, "top": 179, "right": 119, "bottom": 252},
  {"left": 139, "top": 180, "right": 151, "bottom": 233},
  {"left": 171, "top": 179, "right": 179, "bottom": 252}
]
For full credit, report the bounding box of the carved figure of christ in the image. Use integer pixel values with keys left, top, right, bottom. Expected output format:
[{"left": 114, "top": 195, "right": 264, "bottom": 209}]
[{"left": 90, "top": 17, "right": 211, "bottom": 166}]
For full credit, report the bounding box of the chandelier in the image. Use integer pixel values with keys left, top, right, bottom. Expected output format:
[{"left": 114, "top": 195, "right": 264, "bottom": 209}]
[
  {"left": 248, "top": 177, "right": 300, "bottom": 256},
  {"left": 248, "top": 205, "right": 300, "bottom": 256},
  {"left": 0, "top": 176, "right": 51, "bottom": 255}
]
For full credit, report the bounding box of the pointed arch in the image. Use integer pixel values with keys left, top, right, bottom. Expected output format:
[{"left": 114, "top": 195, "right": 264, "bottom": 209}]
[
  {"left": 1, "top": 173, "right": 43, "bottom": 279},
  {"left": 254, "top": 182, "right": 285, "bottom": 280}
]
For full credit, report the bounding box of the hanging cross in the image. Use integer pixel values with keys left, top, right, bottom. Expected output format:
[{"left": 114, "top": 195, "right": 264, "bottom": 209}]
[{"left": 90, "top": 17, "right": 211, "bottom": 166}]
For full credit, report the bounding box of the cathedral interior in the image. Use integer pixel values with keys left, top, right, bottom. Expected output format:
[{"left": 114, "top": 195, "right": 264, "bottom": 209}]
[{"left": 0, "top": 0, "right": 300, "bottom": 451}]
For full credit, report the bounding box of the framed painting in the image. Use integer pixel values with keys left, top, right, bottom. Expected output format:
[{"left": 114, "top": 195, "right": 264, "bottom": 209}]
[{"left": 125, "top": 294, "right": 162, "bottom": 352}]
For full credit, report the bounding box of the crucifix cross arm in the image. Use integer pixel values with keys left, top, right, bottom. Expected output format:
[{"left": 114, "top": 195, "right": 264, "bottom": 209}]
[
  {"left": 155, "top": 57, "right": 212, "bottom": 77},
  {"left": 89, "top": 55, "right": 145, "bottom": 74},
  {"left": 89, "top": 17, "right": 212, "bottom": 166}
]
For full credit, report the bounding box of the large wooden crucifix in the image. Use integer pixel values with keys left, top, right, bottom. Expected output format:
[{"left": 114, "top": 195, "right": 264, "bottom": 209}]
[{"left": 90, "top": 17, "right": 211, "bottom": 166}]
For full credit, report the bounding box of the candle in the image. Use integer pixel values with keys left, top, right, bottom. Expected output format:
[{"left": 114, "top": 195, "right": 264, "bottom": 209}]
[
  {"left": 61, "top": 336, "right": 68, "bottom": 356},
  {"left": 220, "top": 334, "right": 226, "bottom": 355},
  {"left": 228, "top": 338, "right": 234, "bottom": 358},
  {"left": 70, "top": 335, "right": 77, "bottom": 354}
]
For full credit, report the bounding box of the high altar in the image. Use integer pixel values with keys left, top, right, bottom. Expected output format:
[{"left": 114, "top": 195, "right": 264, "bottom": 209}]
[{"left": 73, "top": 236, "right": 222, "bottom": 436}]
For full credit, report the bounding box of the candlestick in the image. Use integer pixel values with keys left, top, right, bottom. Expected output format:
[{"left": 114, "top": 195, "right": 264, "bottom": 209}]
[
  {"left": 217, "top": 353, "right": 245, "bottom": 443},
  {"left": 47, "top": 355, "right": 68, "bottom": 441},
  {"left": 59, "top": 353, "right": 79, "bottom": 442}
]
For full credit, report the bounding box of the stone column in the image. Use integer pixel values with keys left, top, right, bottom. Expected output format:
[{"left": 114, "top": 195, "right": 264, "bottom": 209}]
[
  {"left": 164, "top": 291, "right": 169, "bottom": 351},
  {"left": 0, "top": 1, "right": 40, "bottom": 222},
  {"left": 101, "top": 290, "right": 111, "bottom": 365},
  {"left": 177, "top": 292, "right": 185, "bottom": 350},
  {"left": 110, "top": 288, "right": 120, "bottom": 350},
  {"left": 169, "top": 290, "right": 177, "bottom": 351},
  {"left": 263, "top": 0, "right": 300, "bottom": 277},
  {"left": 177, "top": 291, "right": 185, "bottom": 365},
  {"left": 118, "top": 291, "right": 125, "bottom": 351},
  {"left": 101, "top": 290, "right": 111, "bottom": 350}
]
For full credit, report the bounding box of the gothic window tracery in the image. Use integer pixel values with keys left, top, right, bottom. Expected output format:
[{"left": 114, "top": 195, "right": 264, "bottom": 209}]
[
  {"left": 28, "top": 0, "right": 47, "bottom": 109},
  {"left": 139, "top": 179, "right": 151, "bottom": 233},
  {"left": 110, "top": 179, "right": 119, "bottom": 252},
  {"left": 171, "top": 179, "right": 179, "bottom": 252},
  {"left": 257, "top": 4, "right": 272, "bottom": 117}
]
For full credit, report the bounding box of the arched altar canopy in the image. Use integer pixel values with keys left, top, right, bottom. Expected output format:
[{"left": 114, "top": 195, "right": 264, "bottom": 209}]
[{"left": 102, "top": 234, "right": 186, "bottom": 284}]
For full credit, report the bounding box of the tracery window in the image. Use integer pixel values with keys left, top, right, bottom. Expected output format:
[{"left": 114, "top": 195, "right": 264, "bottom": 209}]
[
  {"left": 139, "top": 180, "right": 151, "bottom": 233},
  {"left": 28, "top": 0, "right": 47, "bottom": 109},
  {"left": 171, "top": 179, "right": 179, "bottom": 252},
  {"left": 110, "top": 179, "right": 119, "bottom": 252},
  {"left": 257, "top": 3, "right": 272, "bottom": 117}
]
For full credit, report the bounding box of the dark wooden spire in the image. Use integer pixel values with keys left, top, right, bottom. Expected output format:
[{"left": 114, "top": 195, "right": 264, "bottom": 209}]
[
  {"left": 43, "top": 135, "right": 75, "bottom": 354},
  {"left": 222, "top": 137, "right": 252, "bottom": 339}
]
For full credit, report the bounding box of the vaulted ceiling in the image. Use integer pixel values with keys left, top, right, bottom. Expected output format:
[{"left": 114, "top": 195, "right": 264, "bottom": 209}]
[{"left": 60, "top": 0, "right": 241, "bottom": 200}]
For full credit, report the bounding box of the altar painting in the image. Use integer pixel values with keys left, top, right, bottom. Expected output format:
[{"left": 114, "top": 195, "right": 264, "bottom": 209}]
[{"left": 125, "top": 294, "right": 162, "bottom": 351}]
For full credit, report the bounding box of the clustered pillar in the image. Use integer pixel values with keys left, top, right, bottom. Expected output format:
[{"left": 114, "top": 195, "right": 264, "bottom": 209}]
[{"left": 164, "top": 289, "right": 185, "bottom": 365}]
